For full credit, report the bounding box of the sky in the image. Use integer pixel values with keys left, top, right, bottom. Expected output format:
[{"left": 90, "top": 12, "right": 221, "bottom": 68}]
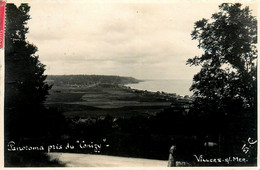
[{"left": 11, "top": 0, "right": 258, "bottom": 80}]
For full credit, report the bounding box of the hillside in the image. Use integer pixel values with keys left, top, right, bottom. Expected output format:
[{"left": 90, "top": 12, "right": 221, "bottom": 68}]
[{"left": 46, "top": 75, "right": 140, "bottom": 86}]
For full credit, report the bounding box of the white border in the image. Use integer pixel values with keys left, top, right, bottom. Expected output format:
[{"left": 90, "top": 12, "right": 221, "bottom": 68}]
[{"left": 0, "top": 0, "right": 259, "bottom": 169}]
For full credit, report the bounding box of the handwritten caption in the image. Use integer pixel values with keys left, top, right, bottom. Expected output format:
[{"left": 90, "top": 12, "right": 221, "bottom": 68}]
[
  {"left": 7, "top": 139, "right": 110, "bottom": 153},
  {"left": 193, "top": 155, "right": 248, "bottom": 164},
  {"left": 241, "top": 137, "right": 257, "bottom": 154},
  {"left": 194, "top": 137, "right": 257, "bottom": 164}
]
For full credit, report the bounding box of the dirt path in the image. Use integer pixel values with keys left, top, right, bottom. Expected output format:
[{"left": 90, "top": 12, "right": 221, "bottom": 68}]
[{"left": 48, "top": 152, "right": 168, "bottom": 167}]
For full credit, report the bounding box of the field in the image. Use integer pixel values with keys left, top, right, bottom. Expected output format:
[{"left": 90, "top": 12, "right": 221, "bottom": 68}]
[{"left": 45, "top": 83, "right": 177, "bottom": 119}]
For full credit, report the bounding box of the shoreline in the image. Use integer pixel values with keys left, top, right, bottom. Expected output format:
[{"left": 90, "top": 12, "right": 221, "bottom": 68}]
[{"left": 125, "top": 79, "right": 193, "bottom": 97}]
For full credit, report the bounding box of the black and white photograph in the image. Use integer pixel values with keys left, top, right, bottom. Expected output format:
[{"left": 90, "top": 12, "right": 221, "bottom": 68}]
[{"left": 1, "top": 0, "right": 258, "bottom": 168}]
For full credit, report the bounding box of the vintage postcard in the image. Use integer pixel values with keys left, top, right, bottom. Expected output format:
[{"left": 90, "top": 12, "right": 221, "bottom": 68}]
[{"left": 0, "top": 0, "right": 259, "bottom": 169}]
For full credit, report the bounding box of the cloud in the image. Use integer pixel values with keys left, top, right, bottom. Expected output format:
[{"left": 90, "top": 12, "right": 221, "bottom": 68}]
[{"left": 24, "top": 1, "right": 258, "bottom": 80}]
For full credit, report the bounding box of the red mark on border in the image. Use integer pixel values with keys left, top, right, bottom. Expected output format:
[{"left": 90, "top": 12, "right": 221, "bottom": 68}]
[{"left": 0, "top": 1, "right": 6, "bottom": 49}]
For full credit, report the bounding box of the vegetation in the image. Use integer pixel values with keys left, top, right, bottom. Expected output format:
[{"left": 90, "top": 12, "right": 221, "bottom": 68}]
[
  {"left": 4, "top": 3, "right": 64, "bottom": 167},
  {"left": 5, "top": 3, "right": 52, "bottom": 141},
  {"left": 187, "top": 3, "right": 257, "bottom": 117},
  {"left": 47, "top": 75, "right": 140, "bottom": 86},
  {"left": 186, "top": 3, "right": 257, "bottom": 163}
]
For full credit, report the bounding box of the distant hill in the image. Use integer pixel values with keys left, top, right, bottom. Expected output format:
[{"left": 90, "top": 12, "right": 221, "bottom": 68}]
[{"left": 46, "top": 75, "right": 141, "bottom": 86}]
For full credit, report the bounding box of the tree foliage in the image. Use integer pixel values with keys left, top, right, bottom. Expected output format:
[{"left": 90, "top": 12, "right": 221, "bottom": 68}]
[
  {"left": 5, "top": 4, "right": 51, "bottom": 107},
  {"left": 5, "top": 4, "right": 52, "bottom": 139},
  {"left": 187, "top": 3, "right": 257, "bottom": 116}
]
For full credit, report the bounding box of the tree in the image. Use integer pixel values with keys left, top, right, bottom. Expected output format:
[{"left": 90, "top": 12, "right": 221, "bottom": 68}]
[
  {"left": 187, "top": 3, "right": 257, "bottom": 117},
  {"left": 5, "top": 4, "right": 52, "bottom": 140},
  {"left": 187, "top": 3, "right": 257, "bottom": 160},
  {"left": 4, "top": 4, "right": 69, "bottom": 167},
  {"left": 5, "top": 4, "right": 51, "bottom": 107}
]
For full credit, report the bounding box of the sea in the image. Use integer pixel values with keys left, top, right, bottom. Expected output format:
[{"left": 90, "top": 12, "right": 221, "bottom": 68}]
[{"left": 126, "top": 79, "right": 193, "bottom": 96}]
